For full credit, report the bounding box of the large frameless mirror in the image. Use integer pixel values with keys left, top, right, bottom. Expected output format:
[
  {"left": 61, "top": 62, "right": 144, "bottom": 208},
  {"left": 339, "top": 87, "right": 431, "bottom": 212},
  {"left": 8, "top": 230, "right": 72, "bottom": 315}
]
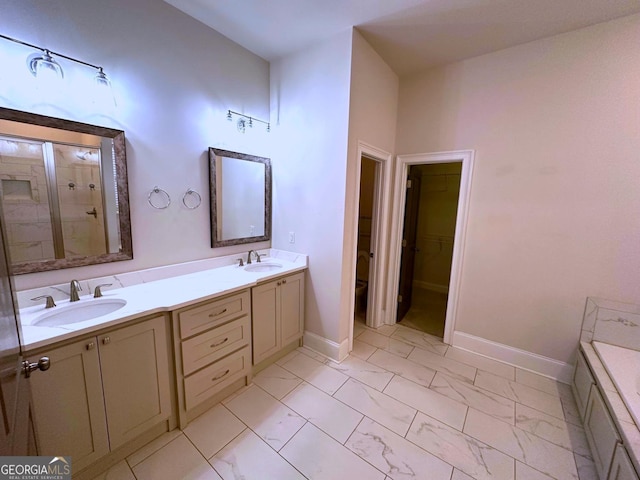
[
  {"left": 208, "top": 148, "right": 271, "bottom": 247},
  {"left": 0, "top": 107, "right": 132, "bottom": 274}
]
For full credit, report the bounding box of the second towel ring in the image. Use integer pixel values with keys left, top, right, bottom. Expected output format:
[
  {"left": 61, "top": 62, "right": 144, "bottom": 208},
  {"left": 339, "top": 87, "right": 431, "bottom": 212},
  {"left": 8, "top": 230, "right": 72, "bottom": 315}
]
[
  {"left": 148, "top": 186, "right": 171, "bottom": 209},
  {"left": 182, "top": 189, "right": 202, "bottom": 209}
]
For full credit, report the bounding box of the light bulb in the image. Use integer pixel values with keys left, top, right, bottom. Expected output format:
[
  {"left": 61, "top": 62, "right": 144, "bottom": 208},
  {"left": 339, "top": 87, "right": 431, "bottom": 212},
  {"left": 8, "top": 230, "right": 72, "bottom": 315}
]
[
  {"left": 28, "top": 50, "right": 64, "bottom": 82},
  {"left": 93, "top": 67, "right": 116, "bottom": 109},
  {"left": 94, "top": 67, "right": 111, "bottom": 89}
]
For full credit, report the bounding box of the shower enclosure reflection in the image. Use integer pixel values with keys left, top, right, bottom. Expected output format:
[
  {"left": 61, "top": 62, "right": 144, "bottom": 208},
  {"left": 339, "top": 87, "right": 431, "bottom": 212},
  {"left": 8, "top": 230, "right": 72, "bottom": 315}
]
[
  {"left": 0, "top": 137, "right": 116, "bottom": 262},
  {"left": 0, "top": 107, "right": 132, "bottom": 274}
]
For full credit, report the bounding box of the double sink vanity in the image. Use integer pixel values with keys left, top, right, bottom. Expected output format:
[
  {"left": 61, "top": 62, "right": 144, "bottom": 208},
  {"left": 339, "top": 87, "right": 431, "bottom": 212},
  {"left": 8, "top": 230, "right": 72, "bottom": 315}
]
[
  {"left": 0, "top": 99, "right": 292, "bottom": 477},
  {"left": 18, "top": 249, "right": 307, "bottom": 477}
]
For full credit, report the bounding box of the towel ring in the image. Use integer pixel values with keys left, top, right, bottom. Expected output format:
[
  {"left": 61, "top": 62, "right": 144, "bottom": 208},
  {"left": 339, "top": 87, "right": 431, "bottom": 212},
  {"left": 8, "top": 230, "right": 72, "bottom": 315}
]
[
  {"left": 148, "top": 186, "right": 171, "bottom": 209},
  {"left": 182, "top": 188, "right": 202, "bottom": 209}
]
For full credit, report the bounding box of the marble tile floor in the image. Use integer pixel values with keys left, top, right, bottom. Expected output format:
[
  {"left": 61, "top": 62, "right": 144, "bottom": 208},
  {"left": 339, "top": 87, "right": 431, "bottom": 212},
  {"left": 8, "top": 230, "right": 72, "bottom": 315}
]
[
  {"left": 93, "top": 323, "right": 596, "bottom": 480},
  {"left": 397, "top": 288, "right": 448, "bottom": 338}
]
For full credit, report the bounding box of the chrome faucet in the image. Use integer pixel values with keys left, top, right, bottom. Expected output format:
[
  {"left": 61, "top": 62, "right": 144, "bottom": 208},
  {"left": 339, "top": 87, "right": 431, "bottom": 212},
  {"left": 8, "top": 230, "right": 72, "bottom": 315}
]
[
  {"left": 246, "top": 250, "right": 263, "bottom": 264},
  {"left": 69, "top": 280, "right": 82, "bottom": 302},
  {"left": 31, "top": 295, "right": 56, "bottom": 308}
]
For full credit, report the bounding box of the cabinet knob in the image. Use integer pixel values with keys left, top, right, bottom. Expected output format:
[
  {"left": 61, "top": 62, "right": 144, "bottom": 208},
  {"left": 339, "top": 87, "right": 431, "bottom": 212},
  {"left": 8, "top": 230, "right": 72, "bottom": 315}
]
[
  {"left": 86, "top": 341, "right": 95, "bottom": 350},
  {"left": 282, "top": 279, "right": 287, "bottom": 284},
  {"left": 23, "top": 357, "right": 51, "bottom": 378},
  {"left": 102, "top": 337, "right": 111, "bottom": 345}
]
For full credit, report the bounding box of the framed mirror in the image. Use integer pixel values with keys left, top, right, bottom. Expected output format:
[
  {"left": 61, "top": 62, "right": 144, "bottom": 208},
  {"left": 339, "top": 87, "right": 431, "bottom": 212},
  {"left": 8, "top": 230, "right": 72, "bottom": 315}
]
[
  {"left": 209, "top": 148, "right": 271, "bottom": 247},
  {"left": 0, "top": 107, "right": 132, "bottom": 274}
]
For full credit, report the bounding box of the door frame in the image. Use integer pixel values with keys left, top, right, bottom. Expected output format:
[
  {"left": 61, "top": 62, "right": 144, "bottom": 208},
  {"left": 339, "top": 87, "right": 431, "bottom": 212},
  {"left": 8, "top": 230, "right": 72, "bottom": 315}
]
[
  {"left": 347, "top": 141, "right": 393, "bottom": 352},
  {"left": 388, "top": 150, "right": 475, "bottom": 344}
]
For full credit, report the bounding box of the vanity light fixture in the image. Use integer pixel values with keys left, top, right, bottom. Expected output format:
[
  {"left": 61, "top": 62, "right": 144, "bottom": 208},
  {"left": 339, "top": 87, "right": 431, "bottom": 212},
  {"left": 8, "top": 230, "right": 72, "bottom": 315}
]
[
  {"left": 0, "top": 33, "right": 114, "bottom": 100},
  {"left": 27, "top": 50, "right": 63, "bottom": 81},
  {"left": 226, "top": 110, "right": 270, "bottom": 133},
  {"left": 94, "top": 67, "right": 111, "bottom": 89}
]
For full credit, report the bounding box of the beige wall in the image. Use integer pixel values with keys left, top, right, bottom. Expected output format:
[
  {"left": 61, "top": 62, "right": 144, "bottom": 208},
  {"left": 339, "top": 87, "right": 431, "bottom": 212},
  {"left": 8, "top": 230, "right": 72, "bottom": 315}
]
[
  {"left": 341, "top": 30, "right": 399, "bottom": 341},
  {"left": 396, "top": 14, "right": 640, "bottom": 364},
  {"left": 270, "top": 30, "right": 353, "bottom": 344}
]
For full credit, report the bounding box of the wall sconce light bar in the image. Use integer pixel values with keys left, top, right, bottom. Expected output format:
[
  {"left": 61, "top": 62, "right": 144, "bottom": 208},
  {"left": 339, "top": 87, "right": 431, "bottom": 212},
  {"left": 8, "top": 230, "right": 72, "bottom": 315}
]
[
  {"left": 0, "top": 33, "right": 110, "bottom": 85},
  {"left": 226, "top": 110, "right": 270, "bottom": 133}
]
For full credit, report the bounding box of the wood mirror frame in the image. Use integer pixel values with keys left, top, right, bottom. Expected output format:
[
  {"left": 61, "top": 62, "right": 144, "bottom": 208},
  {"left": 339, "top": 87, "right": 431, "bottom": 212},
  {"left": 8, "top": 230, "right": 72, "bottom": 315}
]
[
  {"left": 208, "top": 148, "right": 271, "bottom": 248},
  {"left": 0, "top": 107, "right": 132, "bottom": 274}
]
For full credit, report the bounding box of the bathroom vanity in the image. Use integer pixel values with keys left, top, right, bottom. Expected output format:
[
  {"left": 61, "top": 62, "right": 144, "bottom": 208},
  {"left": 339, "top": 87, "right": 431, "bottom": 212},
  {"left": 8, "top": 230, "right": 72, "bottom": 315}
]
[
  {"left": 572, "top": 298, "right": 640, "bottom": 480},
  {"left": 19, "top": 250, "right": 307, "bottom": 478},
  {"left": 27, "top": 315, "right": 171, "bottom": 472}
]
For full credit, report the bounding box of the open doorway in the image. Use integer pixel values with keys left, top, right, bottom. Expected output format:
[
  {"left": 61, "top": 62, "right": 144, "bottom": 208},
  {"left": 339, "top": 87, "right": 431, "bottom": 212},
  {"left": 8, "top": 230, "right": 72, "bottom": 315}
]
[
  {"left": 389, "top": 150, "right": 474, "bottom": 345},
  {"left": 355, "top": 157, "right": 376, "bottom": 325},
  {"left": 396, "top": 162, "right": 462, "bottom": 338},
  {"left": 346, "top": 142, "right": 393, "bottom": 357}
]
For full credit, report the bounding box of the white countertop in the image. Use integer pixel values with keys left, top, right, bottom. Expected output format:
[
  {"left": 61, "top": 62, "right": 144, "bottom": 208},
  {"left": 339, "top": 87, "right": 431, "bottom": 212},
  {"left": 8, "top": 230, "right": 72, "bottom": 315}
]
[
  {"left": 581, "top": 341, "right": 640, "bottom": 474},
  {"left": 593, "top": 341, "right": 640, "bottom": 427},
  {"left": 20, "top": 257, "right": 307, "bottom": 352}
]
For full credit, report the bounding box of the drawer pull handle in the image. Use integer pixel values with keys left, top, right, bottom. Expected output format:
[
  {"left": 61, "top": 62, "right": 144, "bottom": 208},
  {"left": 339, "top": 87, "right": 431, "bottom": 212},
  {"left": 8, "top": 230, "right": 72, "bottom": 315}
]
[
  {"left": 212, "top": 369, "right": 230, "bottom": 382},
  {"left": 209, "top": 308, "right": 228, "bottom": 318},
  {"left": 210, "top": 337, "right": 229, "bottom": 348}
]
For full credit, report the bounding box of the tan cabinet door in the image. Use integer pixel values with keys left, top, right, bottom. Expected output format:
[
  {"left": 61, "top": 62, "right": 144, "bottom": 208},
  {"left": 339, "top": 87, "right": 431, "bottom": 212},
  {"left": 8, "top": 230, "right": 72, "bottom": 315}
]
[
  {"left": 280, "top": 272, "right": 305, "bottom": 346},
  {"left": 251, "top": 279, "right": 280, "bottom": 364},
  {"left": 585, "top": 386, "right": 621, "bottom": 479},
  {"left": 29, "top": 338, "right": 109, "bottom": 472},
  {"left": 98, "top": 315, "right": 171, "bottom": 450},
  {"left": 608, "top": 444, "right": 639, "bottom": 480},
  {"left": 573, "top": 350, "right": 595, "bottom": 420}
]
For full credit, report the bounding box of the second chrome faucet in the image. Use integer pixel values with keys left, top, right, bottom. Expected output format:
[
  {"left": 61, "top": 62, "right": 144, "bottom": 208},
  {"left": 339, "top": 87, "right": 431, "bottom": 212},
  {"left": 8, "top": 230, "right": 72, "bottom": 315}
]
[{"left": 70, "top": 280, "right": 82, "bottom": 302}]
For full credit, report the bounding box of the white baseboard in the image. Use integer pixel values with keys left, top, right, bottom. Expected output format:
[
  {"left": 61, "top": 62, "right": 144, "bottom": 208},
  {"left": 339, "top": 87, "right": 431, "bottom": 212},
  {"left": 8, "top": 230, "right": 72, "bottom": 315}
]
[
  {"left": 413, "top": 281, "right": 449, "bottom": 294},
  {"left": 452, "top": 331, "right": 574, "bottom": 384},
  {"left": 303, "top": 331, "right": 349, "bottom": 362}
]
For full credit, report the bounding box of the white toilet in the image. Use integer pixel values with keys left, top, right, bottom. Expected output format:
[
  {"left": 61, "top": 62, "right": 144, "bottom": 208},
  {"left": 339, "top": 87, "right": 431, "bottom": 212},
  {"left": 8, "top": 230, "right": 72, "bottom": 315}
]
[{"left": 355, "top": 251, "right": 369, "bottom": 313}]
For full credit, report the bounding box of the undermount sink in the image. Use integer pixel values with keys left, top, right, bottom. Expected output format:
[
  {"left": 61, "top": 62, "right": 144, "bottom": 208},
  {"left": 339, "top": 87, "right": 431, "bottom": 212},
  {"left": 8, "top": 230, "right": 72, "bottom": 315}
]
[
  {"left": 34, "top": 298, "right": 128, "bottom": 327},
  {"left": 244, "top": 263, "right": 283, "bottom": 273}
]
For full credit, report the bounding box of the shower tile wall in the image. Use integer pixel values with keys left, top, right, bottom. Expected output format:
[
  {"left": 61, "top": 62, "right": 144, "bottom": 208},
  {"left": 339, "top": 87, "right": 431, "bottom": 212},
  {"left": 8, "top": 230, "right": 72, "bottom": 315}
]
[{"left": 0, "top": 139, "right": 54, "bottom": 262}]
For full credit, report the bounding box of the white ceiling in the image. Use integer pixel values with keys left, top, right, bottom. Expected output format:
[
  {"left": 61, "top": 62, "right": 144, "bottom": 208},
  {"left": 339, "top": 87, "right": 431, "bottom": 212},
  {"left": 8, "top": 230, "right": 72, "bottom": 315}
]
[{"left": 164, "top": 0, "right": 640, "bottom": 75}]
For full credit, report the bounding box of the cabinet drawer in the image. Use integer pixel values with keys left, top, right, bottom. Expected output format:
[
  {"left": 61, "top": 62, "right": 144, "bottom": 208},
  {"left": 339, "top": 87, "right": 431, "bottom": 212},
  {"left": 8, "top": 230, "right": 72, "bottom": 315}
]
[
  {"left": 182, "top": 316, "right": 250, "bottom": 375},
  {"left": 573, "top": 350, "right": 596, "bottom": 420},
  {"left": 179, "top": 290, "right": 250, "bottom": 339},
  {"left": 184, "top": 347, "right": 250, "bottom": 410}
]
